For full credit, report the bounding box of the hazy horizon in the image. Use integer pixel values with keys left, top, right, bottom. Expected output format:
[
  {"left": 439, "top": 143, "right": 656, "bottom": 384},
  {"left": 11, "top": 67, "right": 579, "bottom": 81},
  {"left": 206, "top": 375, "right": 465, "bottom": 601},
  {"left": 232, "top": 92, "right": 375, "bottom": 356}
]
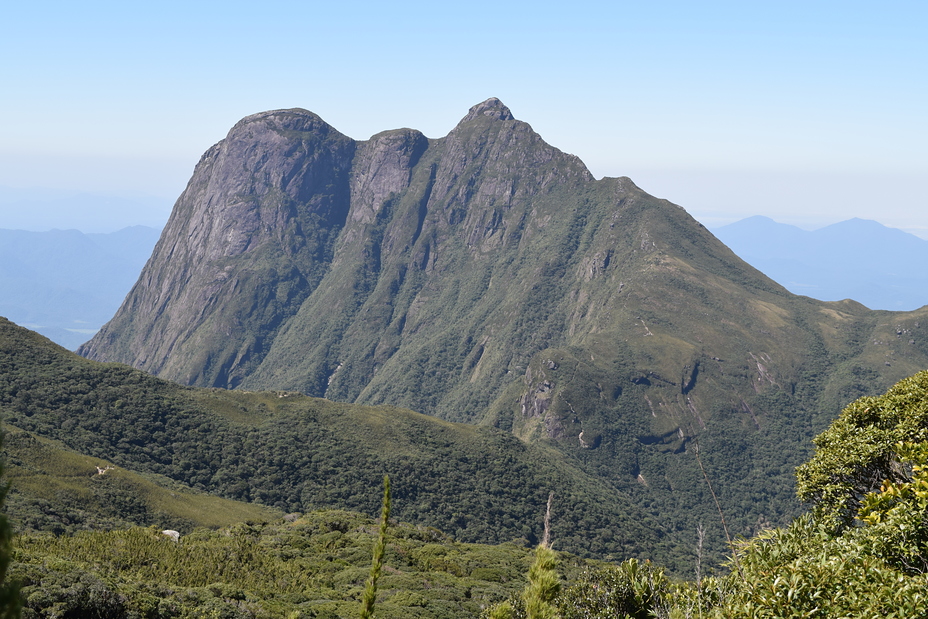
[{"left": 2, "top": 2, "right": 925, "bottom": 237}]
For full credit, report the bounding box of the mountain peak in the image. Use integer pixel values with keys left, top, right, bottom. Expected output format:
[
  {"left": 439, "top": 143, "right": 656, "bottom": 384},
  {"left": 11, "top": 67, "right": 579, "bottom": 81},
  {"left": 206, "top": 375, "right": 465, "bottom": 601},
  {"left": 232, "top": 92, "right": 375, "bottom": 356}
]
[{"left": 461, "top": 97, "right": 514, "bottom": 123}]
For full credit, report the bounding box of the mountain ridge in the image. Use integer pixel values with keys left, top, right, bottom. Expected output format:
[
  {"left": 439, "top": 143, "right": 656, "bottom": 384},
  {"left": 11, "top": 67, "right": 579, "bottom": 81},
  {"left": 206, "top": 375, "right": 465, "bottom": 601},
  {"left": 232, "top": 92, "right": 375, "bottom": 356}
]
[{"left": 77, "top": 100, "right": 928, "bottom": 556}]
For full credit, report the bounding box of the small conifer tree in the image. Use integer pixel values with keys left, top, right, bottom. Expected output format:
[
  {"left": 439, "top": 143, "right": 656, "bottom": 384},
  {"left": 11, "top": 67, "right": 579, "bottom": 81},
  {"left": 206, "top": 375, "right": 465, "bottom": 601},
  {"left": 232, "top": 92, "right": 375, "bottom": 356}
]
[
  {"left": 482, "top": 492, "right": 560, "bottom": 619},
  {"left": 360, "top": 475, "right": 391, "bottom": 619},
  {"left": 523, "top": 492, "right": 559, "bottom": 619},
  {"left": 523, "top": 545, "right": 560, "bottom": 619}
]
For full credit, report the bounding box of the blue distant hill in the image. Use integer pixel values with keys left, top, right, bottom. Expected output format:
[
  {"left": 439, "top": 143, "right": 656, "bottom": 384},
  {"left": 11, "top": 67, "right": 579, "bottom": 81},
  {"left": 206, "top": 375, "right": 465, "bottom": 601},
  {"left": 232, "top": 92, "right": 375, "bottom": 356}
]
[
  {"left": 712, "top": 216, "right": 928, "bottom": 311},
  {"left": 0, "top": 226, "right": 161, "bottom": 350}
]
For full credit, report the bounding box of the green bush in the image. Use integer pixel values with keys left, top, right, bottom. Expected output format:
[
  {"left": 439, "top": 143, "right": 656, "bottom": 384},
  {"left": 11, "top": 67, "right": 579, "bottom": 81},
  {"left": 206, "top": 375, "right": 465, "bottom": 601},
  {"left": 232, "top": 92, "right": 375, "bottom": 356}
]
[
  {"left": 707, "top": 370, "right": 928, "bottom": 617},
  {"left": 557, "top": 559, "right": 668, "bottom": 619}
]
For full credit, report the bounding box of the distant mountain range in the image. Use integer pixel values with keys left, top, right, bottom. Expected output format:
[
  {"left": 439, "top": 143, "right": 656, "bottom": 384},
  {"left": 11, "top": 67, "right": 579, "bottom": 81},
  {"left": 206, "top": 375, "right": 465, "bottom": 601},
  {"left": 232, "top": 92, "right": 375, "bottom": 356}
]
[
  {"left": 0, "top": 187, "right": 170, "bottom": 232},
  {"left": 713, "top": 216, "right": 928, "bottom": 311},
  {"left": 0, "top": 226, "right": 160, "bottom": 349}
]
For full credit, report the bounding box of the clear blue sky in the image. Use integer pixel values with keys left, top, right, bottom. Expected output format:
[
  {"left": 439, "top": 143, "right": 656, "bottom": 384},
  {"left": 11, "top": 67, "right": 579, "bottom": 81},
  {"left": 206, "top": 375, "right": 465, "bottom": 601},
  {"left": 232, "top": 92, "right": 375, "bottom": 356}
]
[{"left": 2, "top": 1, "right": 926, "bottom": 235}]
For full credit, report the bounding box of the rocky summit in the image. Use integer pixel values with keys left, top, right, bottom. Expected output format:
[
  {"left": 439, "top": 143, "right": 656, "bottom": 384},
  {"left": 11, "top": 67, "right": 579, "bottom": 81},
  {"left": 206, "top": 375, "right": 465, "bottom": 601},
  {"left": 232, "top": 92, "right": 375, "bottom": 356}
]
[{"left": 80, "top": 99, "right": 928, "bottom": 548}]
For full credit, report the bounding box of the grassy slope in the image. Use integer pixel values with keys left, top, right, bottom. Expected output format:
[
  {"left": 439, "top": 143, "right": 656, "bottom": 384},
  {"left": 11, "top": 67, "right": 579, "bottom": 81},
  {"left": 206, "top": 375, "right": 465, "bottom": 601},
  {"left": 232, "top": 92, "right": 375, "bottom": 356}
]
[
  {"left": 15, "top": 371, "right": 928, "bottom": 618},
  {"left": 3, "top": 426, "right": 279, "bottom": 534}
]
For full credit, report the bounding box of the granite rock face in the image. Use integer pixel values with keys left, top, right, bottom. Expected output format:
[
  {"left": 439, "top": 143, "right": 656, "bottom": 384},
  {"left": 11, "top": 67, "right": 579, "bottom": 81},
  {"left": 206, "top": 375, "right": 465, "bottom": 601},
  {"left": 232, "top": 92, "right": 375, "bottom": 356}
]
[
  {"left": 81, "top": 98, "right": 599, "bottom": 402},
  {"left": 80, "top": 110, "right": 356, "bottom": 386}
]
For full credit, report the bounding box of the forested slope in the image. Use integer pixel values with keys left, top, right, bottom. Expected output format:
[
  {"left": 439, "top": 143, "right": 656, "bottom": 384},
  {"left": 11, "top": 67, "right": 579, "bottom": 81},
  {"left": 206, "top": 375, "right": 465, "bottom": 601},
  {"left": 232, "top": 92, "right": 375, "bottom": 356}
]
[{"left": 1, "top": 318, "right": 690, "bottom": 566}]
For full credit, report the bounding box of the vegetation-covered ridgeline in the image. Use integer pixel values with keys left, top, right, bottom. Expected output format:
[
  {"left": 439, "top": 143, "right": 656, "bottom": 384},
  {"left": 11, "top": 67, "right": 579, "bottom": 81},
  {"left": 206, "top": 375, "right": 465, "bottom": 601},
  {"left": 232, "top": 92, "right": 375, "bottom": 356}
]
[
  {"left": 12, "top": 371, "right": 928, "bottom": 618},
  {"left": 0, "top": 317, "right": 683, "bottom": 566},
  {"left": 78, "top": 99, "right": 928, "bottom": 565}
]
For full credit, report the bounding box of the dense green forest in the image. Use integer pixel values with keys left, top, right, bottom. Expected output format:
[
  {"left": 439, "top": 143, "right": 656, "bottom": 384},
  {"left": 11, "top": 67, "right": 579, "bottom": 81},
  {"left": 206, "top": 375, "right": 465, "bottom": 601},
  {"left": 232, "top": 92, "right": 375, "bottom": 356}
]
[
  {"left": 5, "top": 370, "right": 928, "bottom": 617},
  {"left": 0, "top": 318, "right": 693, "bottom": 567},
  {"left": 13, "top": 309, "right": 928, "bottom": 578}
]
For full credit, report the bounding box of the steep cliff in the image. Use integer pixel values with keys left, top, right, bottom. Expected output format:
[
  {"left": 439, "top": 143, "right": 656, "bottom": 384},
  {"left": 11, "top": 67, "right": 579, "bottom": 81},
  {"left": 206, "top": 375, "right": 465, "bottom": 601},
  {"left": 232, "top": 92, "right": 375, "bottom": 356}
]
[{"left": 80, "top": 109, "right": 355, "bottom": 386}]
